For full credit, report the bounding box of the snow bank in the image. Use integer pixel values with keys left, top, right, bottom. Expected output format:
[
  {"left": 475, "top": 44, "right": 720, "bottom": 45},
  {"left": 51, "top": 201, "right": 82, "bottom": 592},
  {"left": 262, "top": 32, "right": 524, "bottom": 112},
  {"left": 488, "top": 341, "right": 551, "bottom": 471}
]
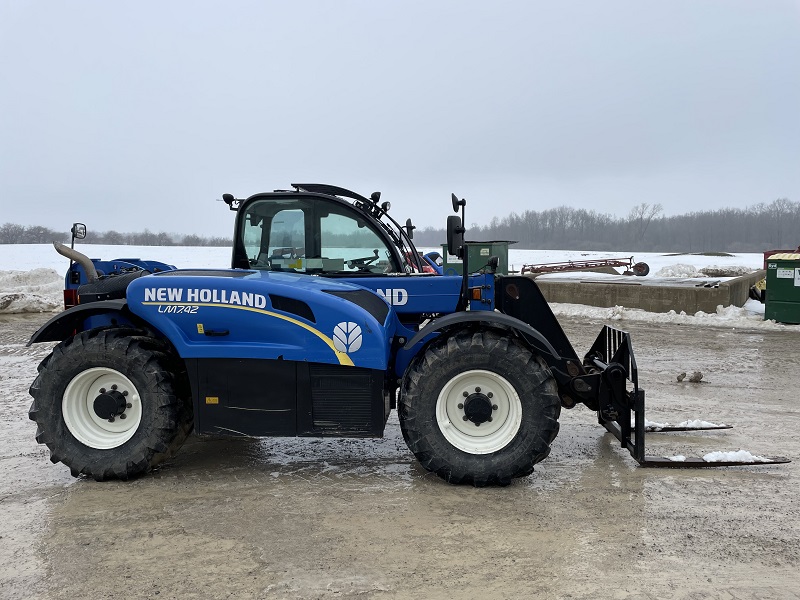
[
  {"left": 0, "top": 269, "right": 63, "bottom": 314},
  {"left": 0, "top": 246, "right": 789, "bottom": 330},
  {"left": 700, "top": 265, "right": 755, "bottom": 277},
  {"left": 549, "top": 300, "right": 786, "bottom": 331}
]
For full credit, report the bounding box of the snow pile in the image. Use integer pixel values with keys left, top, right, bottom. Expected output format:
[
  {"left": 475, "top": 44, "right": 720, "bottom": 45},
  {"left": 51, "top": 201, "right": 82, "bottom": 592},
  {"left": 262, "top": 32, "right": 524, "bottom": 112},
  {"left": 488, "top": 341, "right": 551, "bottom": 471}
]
[
  {"left": 0, "top": 268, "right": 63, "bottom": 313},
  {"left": 654, "top": 263, "right": 754, "bottom": 278},
  {"left": 642, "top": 419, "right": 727, "bottom": 431},
  {"left": 557, "top": 301, "right": 777, "bottom": 327},
  {"left": 666, "top": 450, "right": 770, "bottom": 463},
  {"left": 700, "top": 265, "right": 755, "bottom": 277},
  {"left": 655, "top": 263, "right": 705, "bottom": 278},
  {"left": 675, "top": 419, "right": 726, "bottom": 429},
  {"left": 703, "top": 450, "right": 769, "bottom": 463}
]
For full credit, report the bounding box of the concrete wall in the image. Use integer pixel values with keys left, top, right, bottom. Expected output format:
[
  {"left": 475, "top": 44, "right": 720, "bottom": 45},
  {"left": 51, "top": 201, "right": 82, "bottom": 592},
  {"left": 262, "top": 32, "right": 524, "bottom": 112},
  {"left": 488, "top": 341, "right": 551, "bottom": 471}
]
[{"left": 533, "top": 270, "right": 765, "bottom": 314}]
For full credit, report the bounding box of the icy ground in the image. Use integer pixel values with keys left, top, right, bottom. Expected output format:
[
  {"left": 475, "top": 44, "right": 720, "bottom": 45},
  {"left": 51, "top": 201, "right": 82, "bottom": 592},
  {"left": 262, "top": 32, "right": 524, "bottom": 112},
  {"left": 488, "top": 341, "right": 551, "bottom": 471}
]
[
  {"left": 2, "top": 249, "right": 799, "bottom": 598},
  {"left": 0, "top": 244, "right": 787, "bottom": 330}
]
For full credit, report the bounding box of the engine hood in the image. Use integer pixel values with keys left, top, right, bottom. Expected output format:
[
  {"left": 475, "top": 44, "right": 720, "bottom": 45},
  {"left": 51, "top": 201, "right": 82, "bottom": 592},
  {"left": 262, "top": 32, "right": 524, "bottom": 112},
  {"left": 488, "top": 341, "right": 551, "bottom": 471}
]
[{"left": 125, "top": 269, "right": 395, "bottom": 369}]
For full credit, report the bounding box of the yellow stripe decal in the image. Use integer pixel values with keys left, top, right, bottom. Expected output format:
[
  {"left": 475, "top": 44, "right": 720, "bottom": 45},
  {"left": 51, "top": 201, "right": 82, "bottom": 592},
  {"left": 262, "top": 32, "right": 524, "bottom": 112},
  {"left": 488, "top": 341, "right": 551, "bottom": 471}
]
[{"left": 142, "top": 302, "right": 354, "bottom": 366}]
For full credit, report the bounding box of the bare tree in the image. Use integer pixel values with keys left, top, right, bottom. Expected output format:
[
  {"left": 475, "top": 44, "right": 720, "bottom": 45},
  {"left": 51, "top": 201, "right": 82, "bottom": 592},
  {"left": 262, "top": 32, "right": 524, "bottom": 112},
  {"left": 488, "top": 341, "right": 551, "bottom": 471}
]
[
  {"left": 103, "top": 230, "right": 126, "bottom": 245},
  {"left": 0, "top": 223, "right": 26, "bottom": 243},
  {"left": 20, "top": 225, "right": 64, "bottom": 243},
  {"left": 181, "top": 234, "right": 203, "bottom": 246},
  {"left": 628, "top": 203, "right": 663, "bottom": 242}
]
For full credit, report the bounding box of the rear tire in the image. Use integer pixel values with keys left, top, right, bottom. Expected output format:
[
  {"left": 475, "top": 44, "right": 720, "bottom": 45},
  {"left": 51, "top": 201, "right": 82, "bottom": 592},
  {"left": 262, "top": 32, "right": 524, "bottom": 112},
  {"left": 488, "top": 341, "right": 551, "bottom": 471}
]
[
  {"left": 28, "top": 329, "right": 191, "bottom": 481},
  {"left": 399, "top": 330, "right": 560, "bottom": 486}
]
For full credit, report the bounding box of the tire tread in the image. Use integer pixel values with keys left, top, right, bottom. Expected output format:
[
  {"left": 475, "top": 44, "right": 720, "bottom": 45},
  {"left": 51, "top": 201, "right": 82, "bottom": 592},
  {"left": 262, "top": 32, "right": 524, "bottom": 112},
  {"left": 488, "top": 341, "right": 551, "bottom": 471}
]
[
  {"left": 399, "top": 329, "right": 561, "bottom": 487},
  {"left": 28, "top": 329, "right": 193, "bottom": 481}
]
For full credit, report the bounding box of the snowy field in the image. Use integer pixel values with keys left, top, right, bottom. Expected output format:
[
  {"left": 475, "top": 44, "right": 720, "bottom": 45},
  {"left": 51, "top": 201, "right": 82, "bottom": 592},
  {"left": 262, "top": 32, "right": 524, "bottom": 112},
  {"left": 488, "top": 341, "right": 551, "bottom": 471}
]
[{"left": 0, "top": 243, "right": 793, "bottom": 332}]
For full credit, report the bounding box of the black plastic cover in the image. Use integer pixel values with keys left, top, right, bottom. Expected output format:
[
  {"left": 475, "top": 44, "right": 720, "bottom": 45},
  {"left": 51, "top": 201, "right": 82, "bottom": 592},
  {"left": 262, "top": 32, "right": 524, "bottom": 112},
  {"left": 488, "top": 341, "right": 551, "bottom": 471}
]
[{"left": 324, "top": 289, "right": 390, "bottom": 324}]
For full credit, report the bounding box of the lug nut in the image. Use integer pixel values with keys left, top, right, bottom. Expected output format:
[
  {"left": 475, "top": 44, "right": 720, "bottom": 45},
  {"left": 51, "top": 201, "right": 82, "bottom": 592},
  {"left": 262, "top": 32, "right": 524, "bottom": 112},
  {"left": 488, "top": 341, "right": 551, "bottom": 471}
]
[
  {"left": 475, "top": 387, "right": 481, "bottom": 393},
  {"left": 462, "top": 415, "right": 469, "bottom": 421},
  {"left": 492, "top": 404, "right": 498, "bottom": 410},
  {"left": 487, "top": 392, "right": 493, "bottom": 398},
  {"left": 119, "top": 414, "right": 126, "bottom": 419},
  {"left": 99, "top": 388, "right": 106, "bottom": 394},
  {"left": 457, "top": 403, "right": 464, "bottom": 409},
  {"left": 487, "top": 416, "right": 493, "bottom": 422},
  {"left": 108, "top": 417, "right": 115, "bottom": 423},
  {"left": 463, "top": 391, "right": 468, "bottom": 397},
  {"left": 126, "top": 403, "right": 132, "bottom": 409},
  {"left": 122, "top": 390, "right": 128, "bottom": 397},
  {"left": 111, "top": 384, "right": 118, "bottom": 390}
]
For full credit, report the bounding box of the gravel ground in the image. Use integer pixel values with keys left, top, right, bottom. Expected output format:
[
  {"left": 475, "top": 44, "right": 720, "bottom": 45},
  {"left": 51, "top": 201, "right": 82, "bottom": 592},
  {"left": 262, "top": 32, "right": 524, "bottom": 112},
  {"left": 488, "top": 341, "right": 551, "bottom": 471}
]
[{"left": 1, "top": 312, "right": 798, "bottom": 600}]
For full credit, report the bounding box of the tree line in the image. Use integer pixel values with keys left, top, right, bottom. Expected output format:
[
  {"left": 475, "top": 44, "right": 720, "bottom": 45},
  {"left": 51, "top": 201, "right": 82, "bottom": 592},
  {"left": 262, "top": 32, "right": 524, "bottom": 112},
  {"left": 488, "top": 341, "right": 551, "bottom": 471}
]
[
  {"left": 0, "top": 223, "right": 230, "bottom": 247},
  {"left": 2, "top": 198, "right": 798, "bottom": 252},
  {"left": 414, "top": 198, "right": 800, "bottom": 252}
]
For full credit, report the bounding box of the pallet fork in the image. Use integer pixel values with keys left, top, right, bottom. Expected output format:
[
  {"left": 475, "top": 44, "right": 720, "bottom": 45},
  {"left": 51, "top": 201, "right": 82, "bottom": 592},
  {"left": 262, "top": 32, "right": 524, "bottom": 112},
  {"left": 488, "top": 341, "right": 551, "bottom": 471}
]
[{"left": 587, "top": 326, "right": 789, "bottom": 467}]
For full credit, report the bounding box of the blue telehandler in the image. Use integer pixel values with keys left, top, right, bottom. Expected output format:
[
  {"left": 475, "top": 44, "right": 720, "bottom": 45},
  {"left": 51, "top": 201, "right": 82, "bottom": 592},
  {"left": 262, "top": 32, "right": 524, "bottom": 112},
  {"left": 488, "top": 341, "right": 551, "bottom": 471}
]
[{"left": 27, "top": 184, "right": 788, "bottom": 485}]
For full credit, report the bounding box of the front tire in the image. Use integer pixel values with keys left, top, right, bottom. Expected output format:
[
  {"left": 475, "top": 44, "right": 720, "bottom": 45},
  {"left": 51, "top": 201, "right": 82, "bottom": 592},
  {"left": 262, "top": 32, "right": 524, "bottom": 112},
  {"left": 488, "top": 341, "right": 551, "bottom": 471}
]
[
  {"left": 28, "top": 329, "right": 191, "bottom": 481},
  {"left": 399, "top": 330, "right": 561, "bottom": 486}
]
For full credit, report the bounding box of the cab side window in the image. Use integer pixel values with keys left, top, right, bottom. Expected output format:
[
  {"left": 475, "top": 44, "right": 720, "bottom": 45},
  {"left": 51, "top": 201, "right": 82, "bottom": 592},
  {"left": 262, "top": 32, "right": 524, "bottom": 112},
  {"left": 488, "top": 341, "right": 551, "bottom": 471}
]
[{"left": 319, "top": 212, "right": 395, "bottom": 273}]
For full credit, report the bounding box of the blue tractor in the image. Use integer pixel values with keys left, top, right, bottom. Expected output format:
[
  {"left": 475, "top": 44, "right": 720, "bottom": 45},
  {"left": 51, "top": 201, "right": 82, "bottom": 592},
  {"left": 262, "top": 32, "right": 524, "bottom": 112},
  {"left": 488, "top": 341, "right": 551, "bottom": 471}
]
[{"left": 28, "top": 184, "right": 787, "bottom": 485}]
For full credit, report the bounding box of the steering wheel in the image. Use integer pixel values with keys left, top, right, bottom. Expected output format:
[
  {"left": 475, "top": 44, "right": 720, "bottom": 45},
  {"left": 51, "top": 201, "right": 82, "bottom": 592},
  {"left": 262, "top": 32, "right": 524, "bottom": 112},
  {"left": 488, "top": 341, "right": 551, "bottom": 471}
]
[{"left": 347, "top": 249, "right": 380, "bottom": 271}]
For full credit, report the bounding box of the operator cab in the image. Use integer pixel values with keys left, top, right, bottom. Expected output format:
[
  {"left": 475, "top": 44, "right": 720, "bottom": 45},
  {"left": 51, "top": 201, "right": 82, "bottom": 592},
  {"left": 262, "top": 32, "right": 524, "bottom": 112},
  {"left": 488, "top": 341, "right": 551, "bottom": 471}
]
[{"left": 231, "top": 184, "right": 429, "bottom": 276}]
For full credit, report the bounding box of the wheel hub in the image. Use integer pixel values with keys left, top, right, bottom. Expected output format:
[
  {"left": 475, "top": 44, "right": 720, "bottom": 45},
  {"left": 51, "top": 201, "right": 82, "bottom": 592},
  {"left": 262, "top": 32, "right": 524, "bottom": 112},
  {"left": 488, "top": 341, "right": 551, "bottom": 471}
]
[
  {"left": 435, "top": 370, "right": 522, "bottom": 455},
  {"left": 63, "top": 367, "right": 143, "bottom": 450},
  {"left": 463, "top": 392, "right": 494, "bottom": 425},
  {"left": 93, "top": 389, "right": 128, "bottom": 420}
]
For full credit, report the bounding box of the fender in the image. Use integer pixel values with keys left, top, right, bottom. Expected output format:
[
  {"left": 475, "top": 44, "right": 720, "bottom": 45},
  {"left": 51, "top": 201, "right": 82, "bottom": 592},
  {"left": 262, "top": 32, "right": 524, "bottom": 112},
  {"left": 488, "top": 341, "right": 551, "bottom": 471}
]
[
  {"left": 27, "top": 300, "right": 149, "bottom": 345},
  {"left": 402, "top": 311, "right": 561, "bottom": 360}
]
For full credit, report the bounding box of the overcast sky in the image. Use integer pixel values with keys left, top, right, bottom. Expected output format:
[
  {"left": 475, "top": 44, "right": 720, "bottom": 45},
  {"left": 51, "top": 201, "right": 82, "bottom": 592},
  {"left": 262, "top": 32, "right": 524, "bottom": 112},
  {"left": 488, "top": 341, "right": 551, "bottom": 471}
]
[{"left": 1, "top": 1, "right": 799, "bottom": 237}]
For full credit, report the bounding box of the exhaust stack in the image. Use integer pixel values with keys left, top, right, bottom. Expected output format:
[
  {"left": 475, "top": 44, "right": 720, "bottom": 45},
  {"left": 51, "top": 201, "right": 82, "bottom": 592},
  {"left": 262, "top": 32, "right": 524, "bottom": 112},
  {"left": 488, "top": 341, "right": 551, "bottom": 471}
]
[{"left": 53, "top": 242, "right": 99, "bottom": 283}]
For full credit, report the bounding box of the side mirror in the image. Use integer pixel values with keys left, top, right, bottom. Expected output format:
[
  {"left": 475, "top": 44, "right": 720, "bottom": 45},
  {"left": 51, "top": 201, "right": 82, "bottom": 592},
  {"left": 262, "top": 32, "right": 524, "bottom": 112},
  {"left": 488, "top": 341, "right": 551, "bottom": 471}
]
[
  {"left": 488, "top": 256, "right": 499, "bottom": 273},
  {"left": 222, "top": 193, "right": 240, "bottom": 211},
  {"left": 451, "top": 193, "right": 465, "bottom": 213},
  {"left": 446, "top": 215, "right": 464, "bottom": 258},
  {"left": 405, "top": 218, "right": 415, "bottom": 239},
  {"left": 71, "top": 223, "right": 86, "bottom": 240}
]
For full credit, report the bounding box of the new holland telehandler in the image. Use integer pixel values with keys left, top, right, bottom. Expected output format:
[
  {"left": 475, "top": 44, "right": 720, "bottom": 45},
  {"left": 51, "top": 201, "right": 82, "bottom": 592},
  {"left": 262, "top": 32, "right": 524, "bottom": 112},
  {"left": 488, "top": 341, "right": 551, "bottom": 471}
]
[{"left": 28, "top": 184, "right": 788, "bottom": 485}]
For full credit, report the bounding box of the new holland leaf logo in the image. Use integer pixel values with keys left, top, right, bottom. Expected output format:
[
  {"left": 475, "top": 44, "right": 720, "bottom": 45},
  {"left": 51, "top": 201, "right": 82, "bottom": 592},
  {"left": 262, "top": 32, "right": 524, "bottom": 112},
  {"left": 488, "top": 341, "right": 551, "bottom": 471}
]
[{"left": 333, "top": 322, "right": 362, "bottom": 353}]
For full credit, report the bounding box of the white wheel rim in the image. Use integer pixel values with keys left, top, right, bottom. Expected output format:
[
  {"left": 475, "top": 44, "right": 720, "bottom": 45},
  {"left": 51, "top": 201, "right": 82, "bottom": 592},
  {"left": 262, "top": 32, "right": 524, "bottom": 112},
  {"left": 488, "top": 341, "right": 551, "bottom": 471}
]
[
  {"left": 435, "top": 369, "right": 522, "bottom": 454},
  {"left": 62, "top": 367, "right": 142, "bottom": 449}
]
